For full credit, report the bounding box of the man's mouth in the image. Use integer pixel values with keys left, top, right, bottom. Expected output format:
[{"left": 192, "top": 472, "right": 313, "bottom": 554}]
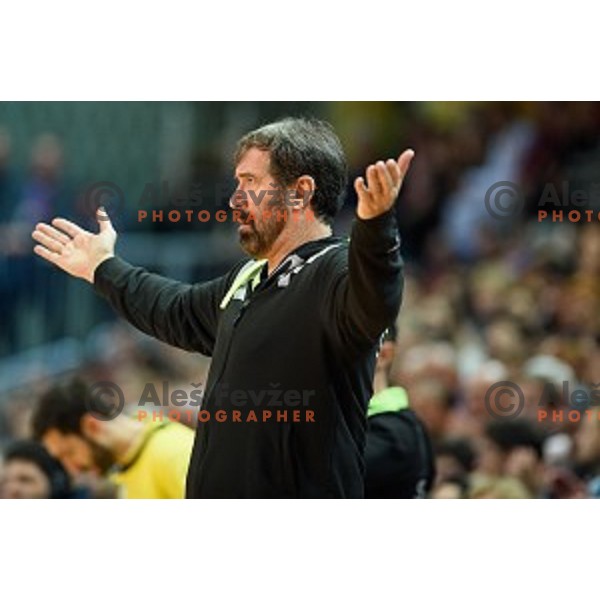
[{"left": 238, "top": 222, "right": 254, "bottom": 234}]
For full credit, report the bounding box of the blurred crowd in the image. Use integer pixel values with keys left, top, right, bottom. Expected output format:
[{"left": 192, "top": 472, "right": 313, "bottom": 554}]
[
  {"left": 1, "top": 102, "right": 599, "bottom": 498},
  {"left": 390, "top": 102, "right": 600, "bottom": 498}
]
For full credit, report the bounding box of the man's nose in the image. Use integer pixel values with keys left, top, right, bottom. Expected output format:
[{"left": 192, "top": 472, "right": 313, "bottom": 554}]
[
  {"left": 62, "top": 459, "right": 80, "bottom": 476},
  {"left": 2, "top": 482, "right": 19, "bottom": 499}
]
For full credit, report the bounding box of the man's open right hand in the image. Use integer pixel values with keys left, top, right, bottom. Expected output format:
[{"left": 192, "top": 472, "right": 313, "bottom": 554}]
[{"left": 32, "top": 207, "right": 116, "bottom": 284}]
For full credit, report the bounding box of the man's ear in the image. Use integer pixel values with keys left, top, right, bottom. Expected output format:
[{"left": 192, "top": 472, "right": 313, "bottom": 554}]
[
  {"left": 294, "top": 175, "right": 316, "bottom": 210},
  {"left": 80, "top": 413, "right": 103, "bottom": 440},
  {"left": 378, "top": 341, "right": 396, "bottom": 369}
]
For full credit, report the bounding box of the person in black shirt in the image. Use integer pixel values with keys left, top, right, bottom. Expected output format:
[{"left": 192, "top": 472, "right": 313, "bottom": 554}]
[
  {"left": 1, "top": 440, "right": 72, "bottom": 499},
  {"left": 31, "top": 117, "right": 414, "bottom": 498},
  {"left": 365, "top": 325, "right": 436, "bottom": 498}
]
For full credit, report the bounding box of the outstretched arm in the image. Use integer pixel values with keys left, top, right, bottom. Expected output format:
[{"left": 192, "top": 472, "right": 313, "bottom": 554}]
[
  {"left": 32, "top": 208, "right": 229, "bottom": 355},
  {"left": 323, "top": 150, "right": 414, "bottom": 352}
]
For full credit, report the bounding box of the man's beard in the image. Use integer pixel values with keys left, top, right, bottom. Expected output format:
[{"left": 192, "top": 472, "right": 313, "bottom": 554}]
[
  {"left": 238, "top": 202, "right": 287, "bottom": 258},
  {"left": 85, "top": 437, "right": 117, "bottom": 475}
]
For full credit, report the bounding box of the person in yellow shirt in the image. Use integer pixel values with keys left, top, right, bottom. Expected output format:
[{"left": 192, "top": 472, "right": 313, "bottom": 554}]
[{"left": 31, "top": 378, "right": 194, "bottom": 498}]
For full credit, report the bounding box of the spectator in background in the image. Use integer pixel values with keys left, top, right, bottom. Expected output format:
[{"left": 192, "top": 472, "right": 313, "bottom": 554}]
[
  {"left": 573, "top": 408, "right": 600, "bottom": 499},
  {"left": 0, "top": 128, "right": 18, "bottom": 223},
  {"left": 434, "top": 438, "right": 475, "bottom": 485},
  {"left": 409, "top": 378, "right": 454, "bottom": 443},
  {"left": 431, "top": 476, "right": 469, "bottom": 499},
  {"left": 364, "top": 326, "right": 435, "bottom": 498},
  {"left": 430, "top": 438, "right": 475, "bottom": 498},
  {"left": 468, "top": 475, "right": 531, "bottom": 499},
  {"left": 31, "top": 378, "right": 194, "bottom": 499},
  {"left": 13, "top": 133, "right": 66, "bottom": 228},
  {"left": 4, "top": 133, "right": 67, "bottom": 262},
  {"left": 448, "top": 361, "right": 510, "bottom": 441},
  {"left": 4, "top": 133, "right": 72, "bottom": 352},
  {"left": 477, "top": 420, "right": 546, "bottom": 498},
  {"left": 0, "top": 128, "right": 20, "bottom": 354},
  {"left": 0, "top": 440, "right": 72, "bottom": 499}
]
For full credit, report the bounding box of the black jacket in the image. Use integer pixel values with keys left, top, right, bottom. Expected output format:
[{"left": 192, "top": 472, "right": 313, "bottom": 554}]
[
  {"left": 94, "top": 210, "right": 404, "bottom": 498},
  {"left": 365, "top": 409, "right": 436, "bottom": 499}
]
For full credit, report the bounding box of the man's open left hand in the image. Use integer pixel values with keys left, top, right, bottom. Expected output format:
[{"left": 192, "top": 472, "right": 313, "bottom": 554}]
[{"left": 355, "top": 149, "right": 415, "bottom": 220}]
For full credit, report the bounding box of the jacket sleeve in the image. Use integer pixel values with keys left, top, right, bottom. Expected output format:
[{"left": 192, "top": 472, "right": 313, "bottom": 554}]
[
  {"left": 321, "top": 209, "right": 404, "bottom": 353},
  {"left": 93, "top": 256, "right": 234, "bottom": 356}
]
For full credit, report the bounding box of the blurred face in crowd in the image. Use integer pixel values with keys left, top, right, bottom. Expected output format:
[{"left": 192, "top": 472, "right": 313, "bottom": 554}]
[
  {"left": 410, "top": 379, "right": 450, "bottom": 439},
  {"left": 465, "top": 377, "right": 497, "bottom": 420},
  {"left": 230, "top": 148, "right": 289, "bottom": 258},
  {"left": 574, "top": 410, "right": 600, "bottom": 465},
  {"left": 1, "top": 459, "right": 51, "bottom": 499},
  {"left": 477, "top": 439, "right": 542, "bottom": 493},
  {"left": 41, "top": 428, "right": 115, "bottom": 477},
  {"left": 435, "top": 454, "right": 466, "bottom": 485},
  {"left": 31, "top": 133, "right": 63, "bottom": 180},
  {"left": 519, "top": 379, "right": 549, "bottom": 422},
  {"left": 485, "top": 319, "right": 524, "bottom": 363},
  {"left": 431, "top": 481, "right": 463, "bottom": 500},
  {"left": 476, "top": 438, "right": 505, "bottom": 476}
]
